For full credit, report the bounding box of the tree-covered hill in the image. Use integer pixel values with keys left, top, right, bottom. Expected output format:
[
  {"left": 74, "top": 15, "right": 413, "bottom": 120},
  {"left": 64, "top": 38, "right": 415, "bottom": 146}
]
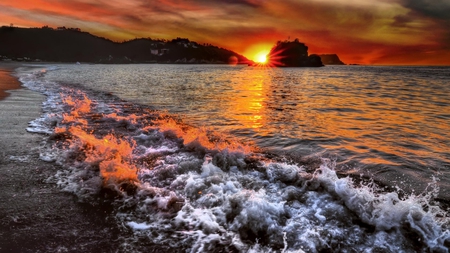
[{"left": 0, "top": 26, "right": 250, "bottom": 64}]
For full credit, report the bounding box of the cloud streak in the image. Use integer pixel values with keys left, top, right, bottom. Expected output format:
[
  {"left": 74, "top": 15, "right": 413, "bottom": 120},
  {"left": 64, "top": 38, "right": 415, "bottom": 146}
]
[{"left": 1, "top": 0, "right": 449, "bottom": 64}]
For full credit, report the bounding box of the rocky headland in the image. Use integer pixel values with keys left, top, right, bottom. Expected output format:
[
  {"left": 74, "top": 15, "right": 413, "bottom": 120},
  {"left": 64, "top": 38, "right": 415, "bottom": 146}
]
[
  {"left": 318, "top": 54, "right": 345, "bottom": 65},
  {"left": 266, "top": 39, "right": 323, "bottom": 67}
]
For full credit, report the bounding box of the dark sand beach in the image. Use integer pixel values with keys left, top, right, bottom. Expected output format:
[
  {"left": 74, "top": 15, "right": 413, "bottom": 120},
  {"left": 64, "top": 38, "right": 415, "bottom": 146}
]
[{"left": 0, "top": 63, "right": 119, "bottom": 253}]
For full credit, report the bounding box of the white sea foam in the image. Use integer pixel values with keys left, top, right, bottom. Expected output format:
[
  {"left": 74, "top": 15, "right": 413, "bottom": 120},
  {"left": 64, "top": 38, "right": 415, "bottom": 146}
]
[
  {"left": 127, "top": 221, "right": 152, "bottom": 230},
  {"left": 15, "top": 65, "right": 450, "bottom": 252},
  {"left": 8, "top": 155, "right": 30, "bottom": 162}
]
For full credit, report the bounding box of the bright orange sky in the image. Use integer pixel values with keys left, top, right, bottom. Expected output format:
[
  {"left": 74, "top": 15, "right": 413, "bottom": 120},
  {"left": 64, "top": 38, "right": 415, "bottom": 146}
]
[{"left": 1, "top": 0, "right": 450, "bottom": 65}]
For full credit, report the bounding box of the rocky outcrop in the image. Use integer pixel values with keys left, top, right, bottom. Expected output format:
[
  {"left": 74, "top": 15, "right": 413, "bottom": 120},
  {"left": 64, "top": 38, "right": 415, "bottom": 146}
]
[
  {"left": 266, "top": 39, "right": 323, "bottom": 67},
  {"left": 318, "top": 54, "right": 345, "bottom": 65}
]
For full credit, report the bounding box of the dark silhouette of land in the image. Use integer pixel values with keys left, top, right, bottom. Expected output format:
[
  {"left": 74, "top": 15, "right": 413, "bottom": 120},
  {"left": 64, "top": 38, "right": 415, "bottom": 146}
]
[
  {"left": 266, "top": 39, "right": 323, "bottom": 67},
  {"left": 0, "top": 26, "right": 250, "bottom": 64},
  {"left": 318, "top": 54, "right": 345, "bottom": 65}
]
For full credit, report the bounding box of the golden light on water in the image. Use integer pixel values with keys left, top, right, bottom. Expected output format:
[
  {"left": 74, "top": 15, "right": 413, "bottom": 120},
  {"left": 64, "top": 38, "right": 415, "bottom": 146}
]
[
  {"left": 225, "top": 68, "right": 271, "bottom": 130},
  {"left": 153, "top": 117, "right": 253, "bottom": 153},
  {"left": 52, "top": 68, "right": 450, "bottom": 190},
  {"left": 57, "top": 92, "right": 139, "bottom": 187},
  {"left": 199, "top": 66, "right": 450, "bottom": 170}
]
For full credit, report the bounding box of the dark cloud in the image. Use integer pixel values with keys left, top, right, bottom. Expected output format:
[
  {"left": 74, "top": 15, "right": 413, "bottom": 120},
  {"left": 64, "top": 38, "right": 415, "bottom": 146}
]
[
  {"left": 391, "top": 14, "right": 414, "bottom": 27},
  {"left": 399, "top": 0, "right": 450, "bottom": 50},
  {"left": 214, "top": 0, "right": 265, "bottom": 8},
  {"left": 122, "top": 14, "right": 143, "bottom": 23},
  {"left": 402, "top": 0, "right": 450, "bottom": 20},
  {"left": 141, "top": 4, "right": 185, "bottom": 20}
]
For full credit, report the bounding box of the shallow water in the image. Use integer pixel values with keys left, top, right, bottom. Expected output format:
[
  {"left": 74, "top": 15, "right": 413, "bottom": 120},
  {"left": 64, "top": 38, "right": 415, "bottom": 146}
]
[
  {"left": 39, "top": 64, "right": 450, "bottom": 192},
  {"left": 15, "top": 64, "right": 450, "bottom": 252}
]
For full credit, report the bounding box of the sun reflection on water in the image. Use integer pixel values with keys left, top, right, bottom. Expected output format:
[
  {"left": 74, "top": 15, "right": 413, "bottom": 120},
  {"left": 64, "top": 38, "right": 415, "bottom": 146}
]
[
  {"left": 44, "top": 64, "right": 450, "bottom": 177},
  {"left": 227, "top": 70, "right": 268, "bottom": 129}
]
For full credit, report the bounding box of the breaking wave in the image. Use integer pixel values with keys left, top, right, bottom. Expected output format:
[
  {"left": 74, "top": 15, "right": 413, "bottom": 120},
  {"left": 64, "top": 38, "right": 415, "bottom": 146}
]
[{"left": 17, "top": 66, "right": 450, "bottom": 252}]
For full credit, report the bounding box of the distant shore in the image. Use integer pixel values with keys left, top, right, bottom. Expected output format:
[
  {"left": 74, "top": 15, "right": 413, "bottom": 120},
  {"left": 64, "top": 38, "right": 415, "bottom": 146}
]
[{"left": 0, "top": 26, "right": 251, "bottom": 64}]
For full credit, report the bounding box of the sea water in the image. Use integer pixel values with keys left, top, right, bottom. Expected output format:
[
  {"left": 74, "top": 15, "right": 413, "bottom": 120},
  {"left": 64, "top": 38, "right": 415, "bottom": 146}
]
[{"left": 16, "top": 64, "right": 450, "bottom": 252}]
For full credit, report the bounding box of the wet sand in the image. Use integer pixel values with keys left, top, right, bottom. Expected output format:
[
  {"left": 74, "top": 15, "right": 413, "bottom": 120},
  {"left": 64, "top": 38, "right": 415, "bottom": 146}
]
[
  {"left": 0, "top": 66, "right": 22, "bottom": 99},
  {"left": 0, "top": 63, "right": 120, "bottom": 252}
]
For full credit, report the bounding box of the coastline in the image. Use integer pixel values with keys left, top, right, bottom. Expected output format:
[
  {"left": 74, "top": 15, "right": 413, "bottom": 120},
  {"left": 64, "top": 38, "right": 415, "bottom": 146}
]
[
  {"left": 0, "top": 62, "right": 119, "bottom": 252},
  {"left": 1, "top": 62, "right": 448, "bottom": 251},
  {"left": 0, "top": 62, "right": 22, "bottom": 100}
]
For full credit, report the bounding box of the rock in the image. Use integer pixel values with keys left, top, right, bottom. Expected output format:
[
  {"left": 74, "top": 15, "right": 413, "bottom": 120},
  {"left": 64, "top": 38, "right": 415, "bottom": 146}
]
[
  {"left": 318, "top": 54, "right": 345, "bottom": 65},
  {"left": 267, "top": 39, "right": 324, "bottom": 67}
]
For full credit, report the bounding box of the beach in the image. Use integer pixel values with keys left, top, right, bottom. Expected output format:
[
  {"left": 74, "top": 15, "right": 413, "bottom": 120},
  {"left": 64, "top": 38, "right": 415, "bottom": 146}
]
[
  {"left": 1, "top": 62, "right": 449, "bottom": 252},
  {"left": 0, "top": 63, "right": 119, "bottom": 253}
]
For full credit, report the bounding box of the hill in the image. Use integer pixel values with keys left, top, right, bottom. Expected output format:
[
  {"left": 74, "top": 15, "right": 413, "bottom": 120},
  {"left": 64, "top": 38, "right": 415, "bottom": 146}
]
[{"left": 0, "top": 26, "right": 250, "bottom": 64}]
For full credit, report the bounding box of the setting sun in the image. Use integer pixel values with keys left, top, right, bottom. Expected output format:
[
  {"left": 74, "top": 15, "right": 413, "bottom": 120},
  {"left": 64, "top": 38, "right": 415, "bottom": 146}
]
[
  {"left": 254, "top": 51, "right": 269, "bottom": 63},
  {"left": 255, "top": 51, "right": 268, "bottom": 63},
  {"left": 243, "top": 44, "right": 273, "bottom": 64}
]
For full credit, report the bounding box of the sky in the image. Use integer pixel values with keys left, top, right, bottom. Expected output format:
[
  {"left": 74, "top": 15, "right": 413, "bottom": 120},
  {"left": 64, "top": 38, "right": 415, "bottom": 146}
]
[{"left": 1, "top": 0, "right": 450, "bottom": 65}]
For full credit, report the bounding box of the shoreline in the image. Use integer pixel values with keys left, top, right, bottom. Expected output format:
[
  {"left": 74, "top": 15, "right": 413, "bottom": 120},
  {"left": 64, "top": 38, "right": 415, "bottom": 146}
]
[
  {"left": 0, "top": 62, "right": 22, "bottom": 100},
  {"left": 0, "top": 63, "right": 120, "bottom": 252},
  {"left": 1, "top": 62, "right": 449, "bottom": 251}
]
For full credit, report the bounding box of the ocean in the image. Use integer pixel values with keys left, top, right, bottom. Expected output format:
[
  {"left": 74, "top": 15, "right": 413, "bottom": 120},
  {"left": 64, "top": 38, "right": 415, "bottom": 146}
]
[{"left": 15, "top": 64, "right": 450, "bottom": 252}]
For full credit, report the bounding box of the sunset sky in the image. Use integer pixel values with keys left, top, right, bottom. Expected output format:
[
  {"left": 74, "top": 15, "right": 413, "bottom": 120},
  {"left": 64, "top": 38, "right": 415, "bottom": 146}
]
[{"left": 1, "top": 0, "right": 449, "bottom": 65}]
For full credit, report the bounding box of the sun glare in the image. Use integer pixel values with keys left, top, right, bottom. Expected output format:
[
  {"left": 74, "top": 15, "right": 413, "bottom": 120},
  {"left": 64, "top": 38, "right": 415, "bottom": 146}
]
[
  {"left": 244, "top": 44, "right": 273, "bottom": 65},
  {"left": 255, "top": 51, "right": 269, "bottom": 63}
]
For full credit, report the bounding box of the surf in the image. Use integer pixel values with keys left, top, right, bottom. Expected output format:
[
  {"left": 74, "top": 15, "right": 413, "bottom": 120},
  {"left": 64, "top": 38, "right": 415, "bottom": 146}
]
[{"left": 17, "top": 65, "right": 450, "bottom": 252}]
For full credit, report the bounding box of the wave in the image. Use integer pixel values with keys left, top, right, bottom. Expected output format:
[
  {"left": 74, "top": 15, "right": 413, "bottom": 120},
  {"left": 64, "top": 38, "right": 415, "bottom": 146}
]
[{"left": 17, "top": 66, "right": 450, "bottom": 252}]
